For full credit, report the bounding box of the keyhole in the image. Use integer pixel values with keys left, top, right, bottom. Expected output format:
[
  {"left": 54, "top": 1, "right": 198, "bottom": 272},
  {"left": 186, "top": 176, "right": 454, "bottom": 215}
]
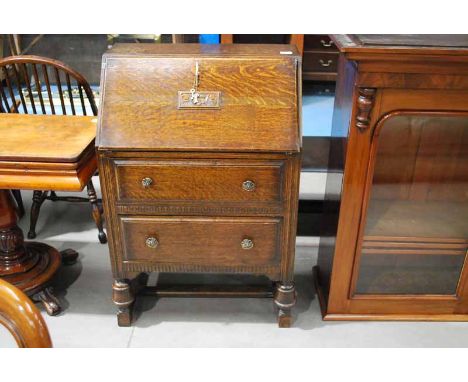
[{"left": 191, "top": 90, "right": 199, "bottom": 104}]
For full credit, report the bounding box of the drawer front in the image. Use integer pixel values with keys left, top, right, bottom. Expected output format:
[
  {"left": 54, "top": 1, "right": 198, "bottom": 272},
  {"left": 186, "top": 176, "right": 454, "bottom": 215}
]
[
  {"left": 303, "top": 52, "right": 339, "bottom": 73},
  {"left": 120, "top": 216, "right": 281, "bottom": 268},
  {"left": 114, "top": 159, "right": 284, "bottom": 203},
  {"left": 304, "top": 35, "right": 338, "bottom": 51}
]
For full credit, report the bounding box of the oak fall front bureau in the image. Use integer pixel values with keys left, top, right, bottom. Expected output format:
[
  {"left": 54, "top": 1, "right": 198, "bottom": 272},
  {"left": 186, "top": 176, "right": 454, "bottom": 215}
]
[{"left": 97, "top": 44, "right": 302, "bottom": 327}]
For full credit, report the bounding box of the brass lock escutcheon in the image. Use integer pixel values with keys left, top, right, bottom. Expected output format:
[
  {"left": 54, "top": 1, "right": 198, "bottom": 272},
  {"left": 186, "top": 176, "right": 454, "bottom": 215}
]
[{"left": 178, "top": 61, "right": 220, "bottom": 109}]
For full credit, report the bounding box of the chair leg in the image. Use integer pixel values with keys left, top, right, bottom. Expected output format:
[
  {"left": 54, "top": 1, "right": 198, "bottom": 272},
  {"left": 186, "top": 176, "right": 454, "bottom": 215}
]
[
  {"left": 87, "top": 180, "right": 107, "bottom": 244},
  {"left": 11, "top": 190, "right": 25, "bottom": 218},
  {"left": 28, "top": 190, "right": 45, "bottom": 239},
  {"left": 49, "top": 191, "right": 59, "bottom": 201}
]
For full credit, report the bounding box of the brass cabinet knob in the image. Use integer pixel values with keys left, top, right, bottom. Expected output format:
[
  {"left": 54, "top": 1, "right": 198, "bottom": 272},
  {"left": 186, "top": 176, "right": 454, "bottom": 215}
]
[
  {"left": 241, "top": 238, "right": 254, "bottom": 250},
  {"left": 242, "top": 180, "right": 256, "bottom": 192},
  {"left": 141, "top": 177, "right": 153, "bottom": 188},
  {"left": 145, "top": 237, "right": 159, "bottom": 248}
]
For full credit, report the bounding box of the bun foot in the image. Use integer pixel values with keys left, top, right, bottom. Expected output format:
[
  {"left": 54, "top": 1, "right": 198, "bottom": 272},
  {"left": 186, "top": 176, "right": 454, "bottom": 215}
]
[
  {"left": 61, "top": 249, "right": 79, "bottom": 265},
  {"left": 274, "top": 282, "right": 296, "bottom": 328},
  {"left": 277, "top": 309, "right": 293, "bottom": 328},
  {"left": 36, "top": 288, "right": 62, "bottom": 316},
  {"left": 117, "top": 307, "right": 133, "bottom": 327},
  {"left": 113, "top": 279, "right": 135, "bottom": 327}
]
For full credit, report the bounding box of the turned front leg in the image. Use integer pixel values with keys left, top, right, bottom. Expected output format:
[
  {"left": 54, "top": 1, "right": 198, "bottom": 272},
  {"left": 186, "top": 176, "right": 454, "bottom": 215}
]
[
  {"left": 274, "top": 281, "right": 296, "bottom": 328},
  {"left": 112, "top": 279, "right": 135, "bottom": 327}
]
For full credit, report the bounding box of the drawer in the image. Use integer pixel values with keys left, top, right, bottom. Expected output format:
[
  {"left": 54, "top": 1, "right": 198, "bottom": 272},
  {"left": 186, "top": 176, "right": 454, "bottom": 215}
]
[
  {"left": 304, "top": 35, "right": 338, "bottom": 51},
  {"left": 303, "top": 52, "right": 339, "bottom": 73},
  {"left": 120, "top": 216, "right": 281, "bottom": 268},
  {"left": 113, "top": 159, "right": 284, "bottom": 203}
]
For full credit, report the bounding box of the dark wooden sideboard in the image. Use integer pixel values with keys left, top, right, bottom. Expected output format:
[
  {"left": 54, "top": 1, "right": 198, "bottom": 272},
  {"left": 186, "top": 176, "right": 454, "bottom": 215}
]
[
  {"left": 302, "top": 35, "right": 339, "bottom": 82},
  {"left": 316, "top": 34, "right": 468, "bottom": 321},
  {"left": 220, "top": 35, "right": 338, "bottom": 84}
]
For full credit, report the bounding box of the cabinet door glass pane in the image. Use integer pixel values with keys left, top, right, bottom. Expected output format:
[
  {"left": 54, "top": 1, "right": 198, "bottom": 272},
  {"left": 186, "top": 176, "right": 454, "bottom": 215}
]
[{"left": 355, "top": 114, "right": 468, "bottom": 295}]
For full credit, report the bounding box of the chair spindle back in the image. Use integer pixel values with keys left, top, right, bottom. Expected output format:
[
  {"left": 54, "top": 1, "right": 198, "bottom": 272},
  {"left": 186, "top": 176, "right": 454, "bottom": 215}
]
[{"left": 0, "top": 55, "right": 97, "bottom": 117}]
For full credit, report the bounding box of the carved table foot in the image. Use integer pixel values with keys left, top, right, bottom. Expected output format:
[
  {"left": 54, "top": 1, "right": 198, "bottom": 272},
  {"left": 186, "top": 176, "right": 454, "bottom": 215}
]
[
  {"left": 61, "top": 248, "right": 79, "bottom": 265},
  {"left": 1, "top": 241, "right": 63, "bottom": 316},
  {"left": 0, "top": 190, "right": 68, "bottom": 317},
  {"left": 113, "top": 279, "right": 135, "bottom": 327},
  {"left": 274, "top": 281, "right": 296, "bottom": 328},
  {"left": 35, "top": 287, "right": 62, "bottom": 316}
]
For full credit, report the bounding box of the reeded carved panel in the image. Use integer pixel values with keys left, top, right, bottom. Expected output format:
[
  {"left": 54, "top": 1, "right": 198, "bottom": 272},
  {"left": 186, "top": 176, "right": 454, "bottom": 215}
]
[{"left": 0, "top": 225, "right": 24, "bottom": 254}]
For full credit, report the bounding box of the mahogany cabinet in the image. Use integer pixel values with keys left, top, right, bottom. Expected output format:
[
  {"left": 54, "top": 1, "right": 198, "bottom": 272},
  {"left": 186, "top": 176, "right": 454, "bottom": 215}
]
[
  {"left": 316, "top": 35, "right": 468, "bottom": 321},
  {"left": 97, "top": 44, "right": 302, "bottom": 327}
]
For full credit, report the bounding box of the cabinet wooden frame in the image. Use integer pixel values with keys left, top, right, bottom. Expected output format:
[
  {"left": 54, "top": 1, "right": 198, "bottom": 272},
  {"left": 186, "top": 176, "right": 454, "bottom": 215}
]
[
  {"left": 316, "top": 35, "right": 468, "bottom": 321},
  {"left": 98, "top": 151, "right": 300, "bottom": 281},
  {"left": 97, "top": 43, "right": 302, "bottom": 327}
]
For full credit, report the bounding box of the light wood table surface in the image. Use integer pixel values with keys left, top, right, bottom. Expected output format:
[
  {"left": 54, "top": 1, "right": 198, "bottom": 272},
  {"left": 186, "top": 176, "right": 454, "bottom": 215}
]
[
  {"left": 0, "top": 114, "right": 98, "bottom": 315},
  {"left": 0, "top": 114, "right": 98, "bottom": 191}
]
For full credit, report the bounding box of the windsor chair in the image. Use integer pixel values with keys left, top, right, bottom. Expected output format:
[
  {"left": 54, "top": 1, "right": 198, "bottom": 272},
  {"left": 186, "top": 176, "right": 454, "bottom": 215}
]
[{"left": 0, "top": 55, "right": 106, "bottom": 243}]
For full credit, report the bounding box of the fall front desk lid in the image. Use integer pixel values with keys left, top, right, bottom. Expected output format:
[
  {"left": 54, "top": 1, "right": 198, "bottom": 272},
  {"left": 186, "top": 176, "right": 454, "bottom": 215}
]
[{"left": 97, "top": 44, "right": 301, "bottom": 153}]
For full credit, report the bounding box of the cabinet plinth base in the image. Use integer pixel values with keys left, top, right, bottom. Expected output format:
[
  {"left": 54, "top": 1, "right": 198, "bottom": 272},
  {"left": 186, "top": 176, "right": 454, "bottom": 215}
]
[
  {"left": 313, "top": 266, "right": 468, "bottom": 322},
  {"left": 112, "top": 275, "right": 295, "bottom": 327}
]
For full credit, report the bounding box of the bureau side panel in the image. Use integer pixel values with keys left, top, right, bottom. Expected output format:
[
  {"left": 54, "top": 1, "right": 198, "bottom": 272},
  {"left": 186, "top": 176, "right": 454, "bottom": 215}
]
[
  {"left": 280, "top": 153, "right": 301, "bottom": 281},
  {"left": 97, "top": 153, "right": 126, "bottom": 278}
]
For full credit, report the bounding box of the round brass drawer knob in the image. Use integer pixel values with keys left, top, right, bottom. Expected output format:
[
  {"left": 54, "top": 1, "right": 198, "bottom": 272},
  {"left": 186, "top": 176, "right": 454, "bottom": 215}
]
[
  {"left": 141, "top": 177, "right": 153, "bottom": 188},
  {"left": 242, "top": 180, "right": 256, "bottom": 192},
  {"left": 145, "top": 237, "right": 159, "bottom": 249},
  {"left": 241, "top": 238, "right": 254, "bottom": 250}
]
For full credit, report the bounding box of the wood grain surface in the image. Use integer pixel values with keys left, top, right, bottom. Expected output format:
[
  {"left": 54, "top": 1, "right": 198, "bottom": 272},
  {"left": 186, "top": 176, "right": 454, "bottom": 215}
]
[
  {"left": 97, "top": 44, "right": 301, "bottom": 327},
  {"left": 114, "top": 159, "right": 284, "bottom": 203},
  {"left": 98, "top": 44, "right": 301, "bottom": 153},
  {"left": 0, "top": 278, "right": 52, "bottom": 347},
  {"left": 120, "top": 216, "right": 280, "bottom": 267},
  {"left": 317, "top": 35, "right": 468, "bottom": 321},
  {"left": 107, "top": 43, "right": 300, "bottom": 57},
  {"left": 0, "top": 114, "right": 97, "bottom": 162},
  {"left": 0, "top": 114, "right": 98, "bottom": 191}
]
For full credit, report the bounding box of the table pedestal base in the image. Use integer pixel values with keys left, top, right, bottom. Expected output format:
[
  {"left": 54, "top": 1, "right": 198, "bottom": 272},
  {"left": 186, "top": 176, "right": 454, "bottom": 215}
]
[{"left": 0, "top": 190, "right": 78, "bottom": 315}]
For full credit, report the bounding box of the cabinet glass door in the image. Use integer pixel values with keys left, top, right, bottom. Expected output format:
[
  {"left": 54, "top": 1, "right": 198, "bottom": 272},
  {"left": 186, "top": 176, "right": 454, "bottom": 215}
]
[{"left": 355, "top": 114, "right": 468, "bottom": 295}]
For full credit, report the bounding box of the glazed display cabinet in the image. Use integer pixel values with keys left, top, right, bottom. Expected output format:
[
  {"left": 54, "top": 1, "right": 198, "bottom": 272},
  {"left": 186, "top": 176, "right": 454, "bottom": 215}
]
[{"left": 316, "top": 35, "right": 468, "bottom": 320}]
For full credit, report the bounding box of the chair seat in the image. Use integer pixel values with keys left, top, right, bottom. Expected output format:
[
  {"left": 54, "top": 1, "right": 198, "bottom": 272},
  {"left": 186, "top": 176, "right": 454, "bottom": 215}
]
[{"left": 0, "top": 114, "right": 98, "bottom": 191}]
